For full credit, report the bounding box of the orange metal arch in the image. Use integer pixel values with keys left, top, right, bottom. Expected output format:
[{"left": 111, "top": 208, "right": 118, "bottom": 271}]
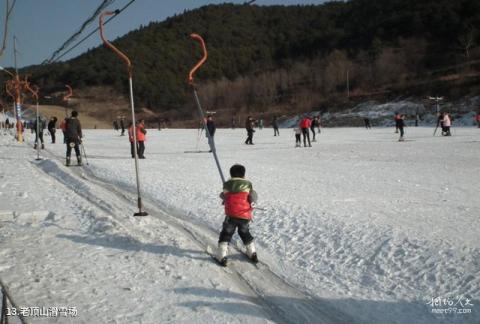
[
  {"left": 99, "top": 11, "right": 132, "bottom": 77},
  {"left": 188, "top": 33, "right": 208, "bottom": 85}
]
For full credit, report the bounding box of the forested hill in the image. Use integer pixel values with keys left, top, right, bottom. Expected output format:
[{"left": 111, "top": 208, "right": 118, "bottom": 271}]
[{"left": 16, "top": 0, "right": 480, "bottom": 123}]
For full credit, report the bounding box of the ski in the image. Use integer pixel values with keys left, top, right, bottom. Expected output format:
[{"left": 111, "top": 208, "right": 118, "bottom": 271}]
[{"left": 205, "top": 246, "right": 232, "bottom": 271}]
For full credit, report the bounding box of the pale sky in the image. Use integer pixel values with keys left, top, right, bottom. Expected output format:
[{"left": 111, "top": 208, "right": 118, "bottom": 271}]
[{"left": 0, "top": 0, "right": 324, "bottom": 68}]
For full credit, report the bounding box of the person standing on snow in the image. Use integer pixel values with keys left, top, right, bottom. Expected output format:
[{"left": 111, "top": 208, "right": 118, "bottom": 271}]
[
  {"left": 394, "top": 112, "right": 401, "bottom": 133},
  {"left": 120, "top": 117, "right": 126, "bottom": 136},
  {"left": 217, "top": 164, "right": 258, "bottom": 266},
  {"left": 272, "top": 116, "right": 280, "bottom": 136},
  {"left": 397, "top": 114, "right": 406, "bottom": 142},
  {"left": 294, "top": 127, "right": 302, "bottom": 147},
  {"left": 245, "top": 116, "right": 255, "bottom": 145},
  {"left": 65, "top": 111, "right": 83, "bottom": 166},
  {"left": 48, "top": 116, "right": 57, "bottom": 144},
  {"left": 310, "top": 116, "right": 319, "bottom": 141},
  {"left": 299, "top": 116, "right": 312, "bottom": 147},
  {"left": 206, "top": 115, "right": 216, "bottom": 153},
  {"left": 442, "top": 112, "right": 452, "bottom": 136},
  {"left": 136, "top": 119, "right": 147, "bottom": 159}
]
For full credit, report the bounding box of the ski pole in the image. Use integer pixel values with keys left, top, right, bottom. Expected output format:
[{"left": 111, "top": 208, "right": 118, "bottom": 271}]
[
  {"left": 80, "top": 141, "right": 89, "bottom": 165},
  {"left": 188, "top": 33, "right": 226, "bottom": 184},
  {"left": 100, "top": 10, "right": 148, "bottom": 217}
]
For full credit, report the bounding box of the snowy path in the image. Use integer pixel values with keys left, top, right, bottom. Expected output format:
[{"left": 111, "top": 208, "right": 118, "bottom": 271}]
[
  {"left": 0, "top": 134, "right": 277, "bottom": 323},
  {"left": 38, "top": 144, "right": 351, "bottom": 324}
]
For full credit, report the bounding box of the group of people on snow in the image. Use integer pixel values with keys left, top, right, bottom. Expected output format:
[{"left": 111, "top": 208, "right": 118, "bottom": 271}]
[{"left": 293, "top": 115, "right": 321, "bottom": 147}]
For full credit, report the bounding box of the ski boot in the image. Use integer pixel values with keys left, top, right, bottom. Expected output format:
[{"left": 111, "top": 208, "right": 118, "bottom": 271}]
[
  {"left": 246, "top": 242, "right": 258, "bottom": 263},
  {"left": 77, "top": 156, "right": 82, "bottom": 166},
  {"left": 217, "top": 242, "right": 228, "bottom": 267},
  {"left": 66, "top": 157, "right": 71, "bottom": 166},
  {"left": 398, "top": 136, "right": 405, "bottom": 142},
  {"left": 41, "top": 143, "right": 45, "bottom": 149}
]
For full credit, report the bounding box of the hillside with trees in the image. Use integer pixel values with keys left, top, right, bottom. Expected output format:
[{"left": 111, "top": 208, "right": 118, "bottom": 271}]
[{"left": 5, "top": 0, "right": 480, "bottom": 126}]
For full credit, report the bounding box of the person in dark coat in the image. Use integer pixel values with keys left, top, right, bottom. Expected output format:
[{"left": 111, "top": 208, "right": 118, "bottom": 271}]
[
  {"left": 245, "top": 116, "right": 255, "bottom": 145},
  {"left": 48, "top": 116, "right": 57, "bottom": 143},
  {"left": 272, "top": 117, "right": 279, "bottom": 136},
  {"left": 120, "top": 117, "right": 126, "bottom": 136},
  {"left": 206, "top": 115, "right": 216, "bottom": 153},
  {"left": 65, "top": 111, "right": 83, "bottom": 166}
]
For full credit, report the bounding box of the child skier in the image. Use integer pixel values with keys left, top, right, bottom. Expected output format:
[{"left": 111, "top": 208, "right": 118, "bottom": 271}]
[
  {"left": 217, "top": 164, "right": 258, "bottom": 266},
  {"left": 294, "top": 127, "right": 302, "bottom": 147}
]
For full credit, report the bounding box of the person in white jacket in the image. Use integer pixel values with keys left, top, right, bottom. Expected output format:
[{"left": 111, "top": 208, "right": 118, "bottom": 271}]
[{"left": 442, "top": 112, "right": 452, "bottom": 136}]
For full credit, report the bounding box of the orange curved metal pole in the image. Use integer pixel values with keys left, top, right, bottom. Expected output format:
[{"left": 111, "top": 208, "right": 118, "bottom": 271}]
[
  {"left": 188, "top": 33, "right": 208, "bottom": 85},
  {"left": 63, "top": 84, "right": 73, "bottom": 102},
  {"left": 99, "top": 11, "right": 132, "bottom": 77}
]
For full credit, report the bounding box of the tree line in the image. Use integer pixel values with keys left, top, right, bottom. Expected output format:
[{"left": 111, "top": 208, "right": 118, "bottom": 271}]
[{"left": 4, "top": 0, "right": 480, "bottom": 122}]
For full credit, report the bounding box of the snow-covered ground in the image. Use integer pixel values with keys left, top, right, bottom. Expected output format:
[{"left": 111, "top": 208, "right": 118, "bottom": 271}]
[{"left": 1, "top": 125, "right": 479, "bottom": 324}]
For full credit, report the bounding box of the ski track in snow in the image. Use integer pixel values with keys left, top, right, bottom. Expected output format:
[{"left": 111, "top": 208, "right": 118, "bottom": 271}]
[{"left": 1, "top": 126, "right": 479, "bottom": 324}]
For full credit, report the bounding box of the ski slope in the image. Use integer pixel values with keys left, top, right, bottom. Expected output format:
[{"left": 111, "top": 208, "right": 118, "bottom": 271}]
[{"left": 0, "top": 126, "right": 479, "bottom": 324}]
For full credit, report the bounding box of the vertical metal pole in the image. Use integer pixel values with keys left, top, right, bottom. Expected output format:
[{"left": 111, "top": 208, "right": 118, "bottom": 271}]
[
  {"left": 13, "top": 36, "right": 22, "bottom": 143},
  {"left": 192, "top": 87, "right": 225, "bottom": 184},
  {"left": 128, "top": 77, "right": 146, "bottom": 215},
  {"left": 35, "top": 100, "right": 41, "bottom": 160}
]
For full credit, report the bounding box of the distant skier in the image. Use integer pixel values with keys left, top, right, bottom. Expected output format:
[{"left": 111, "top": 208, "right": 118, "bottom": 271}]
[
  {"left": 397, "top": 114, "right": 406, "bottom": 141},
  {"left": 206, "top": 115, "right": 216, "bottom": 152},
  {"left": 33, "top": 116, "right": 45, "bottom": 149},
  {"left": 476, "top": 112, "right": 480, "bottom": 128},
  {"left": 48, "top": 116, "right": 57, "bottom": 143},
  {"left": 113, "top": 120, "right": 119, "bottom": 132},
  {"left": 120, "top": 117, "right": 126, "bottom": 136},
  {"left": 299, "top": 116, "right": 312, "bottom": 147},
  {"left": 231, "top": 115, "right": 236, "bottom": 129},
  {"left": 245, "top": 116, "right": 255, "bottom": 145},
  {"left": 434, "top": 112, "right": 444, "bottom": 136},
  {"left": 217, "top": 164, "right": 258, "bottom": 266},
  {"left": 272, "top": 116, "right": 279, "bottom": 136},
  {"left": 394, "top": 112, "right": 401, "bottom": 133},
  {"left": 65, "top": 111, "right": 83, "bottom": 166},
  {"left": 137, "top": 119, "right": 147, "bottom": 159},
  {"left": 364, "top": 117, "right": 371, "bottom": 129},
  {"left": 442, "top": 112, "right": 452, "bottom": 136},
  {"left": 294, "top": 127, "right": 301, "bottom": 147}
]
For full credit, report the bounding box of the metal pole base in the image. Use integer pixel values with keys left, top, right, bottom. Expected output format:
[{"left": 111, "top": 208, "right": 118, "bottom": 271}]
[{"left": 133, "top": 197, "right": 148, "bottom": 216}]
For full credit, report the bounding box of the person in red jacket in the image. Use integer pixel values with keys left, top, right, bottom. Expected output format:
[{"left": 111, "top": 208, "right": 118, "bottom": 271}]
[
  {"left": 475, "top": 112, "right": 480, "bottom": 128},
  {"left": 217, "top": 164, "right": 258, "bottom": 266},
  {"left": 136, "top": 119, "right": 147, "bottom": 159},
  {"left": 299, "top": 116, "right": 312, "bottom": 147}
]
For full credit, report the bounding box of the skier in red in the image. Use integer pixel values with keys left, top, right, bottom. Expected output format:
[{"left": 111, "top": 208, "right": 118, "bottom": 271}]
[
  {"left": 217, "top": 164, "right": 258, "bottom": 266},
  {"left": 299, "top": 116, "right": 312, "bottom": 147}
]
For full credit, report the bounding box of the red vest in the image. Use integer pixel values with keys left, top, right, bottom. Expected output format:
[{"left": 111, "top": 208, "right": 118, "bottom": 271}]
[{"left": 224, "top": 192, "right": 252, "bottom": 220}]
